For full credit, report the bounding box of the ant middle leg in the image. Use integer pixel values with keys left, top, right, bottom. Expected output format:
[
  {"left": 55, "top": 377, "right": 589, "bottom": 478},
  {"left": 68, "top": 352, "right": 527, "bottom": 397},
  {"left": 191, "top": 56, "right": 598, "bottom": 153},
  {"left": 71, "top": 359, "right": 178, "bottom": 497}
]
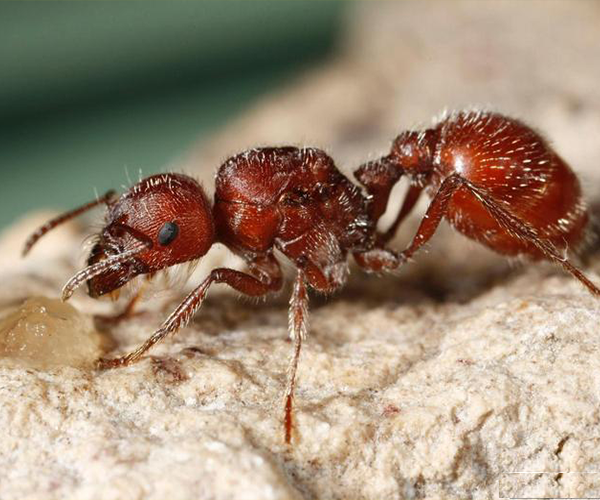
[
  {"left": 282, "top": 259, "right": 348, "bottom": 444},
  {"left": 284, "top": 269, "right": 308, "bottom": 445},
  {"left": 97, "top": 253, "right": 283, "bottom": 369}
]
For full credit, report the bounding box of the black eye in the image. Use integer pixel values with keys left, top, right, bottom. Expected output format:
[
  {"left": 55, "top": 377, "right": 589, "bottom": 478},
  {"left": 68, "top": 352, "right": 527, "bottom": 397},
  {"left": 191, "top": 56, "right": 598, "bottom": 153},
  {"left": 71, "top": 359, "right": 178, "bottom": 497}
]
[{"left": 158, "top": 221, "right": 179, "bottom": 246}]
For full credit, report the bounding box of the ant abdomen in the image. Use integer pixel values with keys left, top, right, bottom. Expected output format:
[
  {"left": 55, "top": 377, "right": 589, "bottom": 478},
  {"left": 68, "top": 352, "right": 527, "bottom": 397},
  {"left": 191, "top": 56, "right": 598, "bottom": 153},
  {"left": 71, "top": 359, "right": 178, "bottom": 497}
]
[{"left": 388, "top": 111, "right": 588, "bottom": 258}]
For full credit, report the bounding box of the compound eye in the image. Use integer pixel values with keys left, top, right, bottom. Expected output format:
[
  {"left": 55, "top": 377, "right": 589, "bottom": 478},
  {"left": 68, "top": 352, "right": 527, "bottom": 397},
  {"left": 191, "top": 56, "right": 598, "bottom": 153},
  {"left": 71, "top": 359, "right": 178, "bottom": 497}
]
[{"left": 157, "top": 221, "right": 179, "bottom": 246}]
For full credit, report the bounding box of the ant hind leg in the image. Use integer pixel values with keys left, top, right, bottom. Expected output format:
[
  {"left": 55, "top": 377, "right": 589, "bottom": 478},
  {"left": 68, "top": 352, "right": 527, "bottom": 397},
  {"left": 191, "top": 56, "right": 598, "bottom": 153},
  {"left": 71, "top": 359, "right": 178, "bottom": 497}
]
[
  {"left": 380, "top": 183, "right": 423, "bottom": 244},
  {"left": 388, "top": 173, "right": 600, "bottom": 296},
  {"left": 354, "top": 247, "right": 405, "bottom": 273},
  {"left": 460, "top": 178, "right": 600, "bottom": 297}
]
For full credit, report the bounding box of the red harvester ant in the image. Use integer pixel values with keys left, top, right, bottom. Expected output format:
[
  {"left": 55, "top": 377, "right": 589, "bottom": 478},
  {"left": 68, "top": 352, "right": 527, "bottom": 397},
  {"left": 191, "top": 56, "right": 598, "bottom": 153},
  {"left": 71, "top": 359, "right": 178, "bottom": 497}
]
[{"left": 23, "top": 110, "right": 600, "bottom": 444}]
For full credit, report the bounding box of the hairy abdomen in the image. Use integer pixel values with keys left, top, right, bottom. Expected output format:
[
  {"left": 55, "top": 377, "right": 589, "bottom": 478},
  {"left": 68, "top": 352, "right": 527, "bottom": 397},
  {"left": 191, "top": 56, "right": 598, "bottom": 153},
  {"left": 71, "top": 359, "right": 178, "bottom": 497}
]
[{"left": 434, "top": 111, "right": 588, "bottom": 257}]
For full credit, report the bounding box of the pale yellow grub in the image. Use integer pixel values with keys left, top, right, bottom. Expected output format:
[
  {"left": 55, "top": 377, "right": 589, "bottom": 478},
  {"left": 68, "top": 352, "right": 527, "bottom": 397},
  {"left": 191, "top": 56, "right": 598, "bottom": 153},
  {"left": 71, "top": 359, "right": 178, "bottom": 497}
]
[{"left": 0, "top": 297, "right": 102, "bottom": 369}]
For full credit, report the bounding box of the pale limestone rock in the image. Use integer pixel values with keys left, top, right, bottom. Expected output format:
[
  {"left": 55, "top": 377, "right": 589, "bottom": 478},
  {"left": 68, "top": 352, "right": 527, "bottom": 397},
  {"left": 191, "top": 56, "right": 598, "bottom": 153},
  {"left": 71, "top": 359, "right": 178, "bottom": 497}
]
[{"left": 2, "top": 2, "right": 600, "bottom": 499}]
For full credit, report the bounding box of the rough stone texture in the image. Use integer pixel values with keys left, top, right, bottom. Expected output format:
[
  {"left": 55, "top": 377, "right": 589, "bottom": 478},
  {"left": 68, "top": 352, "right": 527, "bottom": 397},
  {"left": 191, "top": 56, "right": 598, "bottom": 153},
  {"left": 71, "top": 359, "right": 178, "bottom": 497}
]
[{"left": 2, "top": 2, "right": 600, "bottom": 499}]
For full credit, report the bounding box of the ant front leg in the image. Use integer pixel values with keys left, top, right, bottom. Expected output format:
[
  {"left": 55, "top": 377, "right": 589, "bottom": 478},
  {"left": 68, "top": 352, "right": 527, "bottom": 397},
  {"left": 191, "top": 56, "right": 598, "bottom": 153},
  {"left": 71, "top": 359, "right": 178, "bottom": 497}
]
[{"left": 97, "top": 253, "right": 283, "bottom": 369}]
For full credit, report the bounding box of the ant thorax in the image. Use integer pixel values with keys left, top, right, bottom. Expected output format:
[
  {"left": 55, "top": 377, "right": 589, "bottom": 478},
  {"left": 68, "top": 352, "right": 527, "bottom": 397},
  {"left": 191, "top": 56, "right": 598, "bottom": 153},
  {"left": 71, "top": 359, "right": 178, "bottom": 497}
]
[{"left": 214, "top": 147, "right": 374, "bottom": 291}]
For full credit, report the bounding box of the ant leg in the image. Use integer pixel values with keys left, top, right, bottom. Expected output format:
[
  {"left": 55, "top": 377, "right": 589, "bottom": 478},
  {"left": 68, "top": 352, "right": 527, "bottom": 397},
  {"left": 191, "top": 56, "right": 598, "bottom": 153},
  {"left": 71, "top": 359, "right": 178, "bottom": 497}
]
[
  {"left": 355, "top": 184, "right": 424, "bottom": 271},
  {"left": 23, "top": 190, "right": 117, "bottom": 256},
  {"left": 97, "top": 254, "right": 283, "bottom": 369},
  {"left": 284, "top": 269, "right": 308, "bottom": 444},
  {"left": 355, "top": 157, "right": 422, "bottom": 245},
  {"left": 281, "top": 259, "right": 347, "bottom": 444},
  {"left": 355, "top": 175, "right": 464, "bottom": 272},
  {"left": 389, "top": 173, "right": 600, "bottom": 296},
  {"left": 380, "top": 184, "right": 423, "bottom": 244},
  {"left": 396, "top": 174, "right": 465, "bottom": 262},
  {"left": 459, "top": 178, "right": 600, "bottom": 296}
]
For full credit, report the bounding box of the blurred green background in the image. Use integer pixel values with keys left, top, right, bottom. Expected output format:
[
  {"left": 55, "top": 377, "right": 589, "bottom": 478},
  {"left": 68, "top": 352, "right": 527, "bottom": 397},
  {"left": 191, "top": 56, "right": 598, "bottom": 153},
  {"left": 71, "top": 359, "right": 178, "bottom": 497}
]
[{"left": 0, "top": 2, "right": 347, "bottom": 230}]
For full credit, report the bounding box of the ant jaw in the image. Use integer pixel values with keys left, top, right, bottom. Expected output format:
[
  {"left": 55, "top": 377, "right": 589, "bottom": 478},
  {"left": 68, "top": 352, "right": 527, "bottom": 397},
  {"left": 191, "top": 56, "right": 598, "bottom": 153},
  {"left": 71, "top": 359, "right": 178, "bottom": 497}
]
[
  {"left": 85, "top": 256, "right": 149, "bottom": 300},
  {"left": 84, "top": 226, "right": 155, "bottom": 299},
  {"left": 62, "top": 240, "right": 150, "bottom": 301}
]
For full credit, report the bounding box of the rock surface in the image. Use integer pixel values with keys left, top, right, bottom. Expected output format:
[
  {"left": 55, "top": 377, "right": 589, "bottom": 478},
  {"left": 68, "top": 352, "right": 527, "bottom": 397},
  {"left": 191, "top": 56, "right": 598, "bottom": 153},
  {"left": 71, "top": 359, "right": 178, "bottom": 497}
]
[{"left": 2, "top": 2, "right": 600, "bottom": 499}]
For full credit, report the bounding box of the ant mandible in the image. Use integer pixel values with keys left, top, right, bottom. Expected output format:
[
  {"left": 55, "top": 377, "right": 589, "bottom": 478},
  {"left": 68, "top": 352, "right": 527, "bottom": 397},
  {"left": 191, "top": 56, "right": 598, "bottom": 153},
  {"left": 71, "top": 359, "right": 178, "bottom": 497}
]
[{"left": 22, "top": 110, "right": 600, "bottom": 445}]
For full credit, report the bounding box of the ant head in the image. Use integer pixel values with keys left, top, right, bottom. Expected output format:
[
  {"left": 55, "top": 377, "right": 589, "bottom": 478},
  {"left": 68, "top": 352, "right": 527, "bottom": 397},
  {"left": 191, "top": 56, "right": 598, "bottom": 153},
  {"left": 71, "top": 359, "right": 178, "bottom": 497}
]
[
  {"left": 390, "top": 129, "right": 438, "bottom": 173},
  {"left": 86, "top": 173, "right": 214, "bottom": 297}
]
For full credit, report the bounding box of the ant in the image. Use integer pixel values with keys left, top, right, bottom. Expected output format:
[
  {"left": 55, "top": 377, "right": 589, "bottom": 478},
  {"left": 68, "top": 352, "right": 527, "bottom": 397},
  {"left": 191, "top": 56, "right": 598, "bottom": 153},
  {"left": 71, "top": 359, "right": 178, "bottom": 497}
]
[{"left": 23, "top": 110, "right": 600, "bottom": 444}]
